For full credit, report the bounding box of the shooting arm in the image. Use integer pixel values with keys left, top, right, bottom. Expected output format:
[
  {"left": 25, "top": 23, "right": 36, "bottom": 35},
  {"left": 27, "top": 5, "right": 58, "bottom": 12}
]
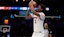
[
  {"left": 25, "top": 9, "right": 32, "bottom": 18},
  {"left": 30, "top": 6, "right": 40, "bottom": 17}
]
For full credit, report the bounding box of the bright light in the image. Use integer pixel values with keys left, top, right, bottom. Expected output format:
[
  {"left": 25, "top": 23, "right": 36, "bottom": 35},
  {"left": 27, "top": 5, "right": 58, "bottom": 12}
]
[
  {"left": 46, "top": 7, "right": 49, "bottom": 11},
  {"left": 27, "top": 7, "right": 37, "bottom": 10},
  {"left": 23, "top": 0, "right": 25, "bottom": 2},
  {"left": 20, "top": 7, "right": 28, "bottom": 10},
  {"left": 16, "top": 0, "right": 18, "bottom": 2},
  {"left": 0, "top": 6, "right": 4, "bottom": 10},
  {"left": 23, "top": 7, "right": 28, "bottom": 10}
]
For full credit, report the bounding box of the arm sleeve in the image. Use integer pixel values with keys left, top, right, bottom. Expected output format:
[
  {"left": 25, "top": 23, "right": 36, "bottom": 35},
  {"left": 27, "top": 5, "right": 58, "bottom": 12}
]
[{"left": 39, "top": 13, "right": 45, "bottom": 20}]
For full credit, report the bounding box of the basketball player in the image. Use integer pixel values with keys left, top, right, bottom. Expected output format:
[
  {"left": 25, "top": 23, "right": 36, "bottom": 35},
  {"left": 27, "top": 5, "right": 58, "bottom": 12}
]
[
  {"left": 26, "top": 1, "right": 45, "bottom": 37},
  {"left": 44, "top": 23, "right": 52, "bottom": 37}
]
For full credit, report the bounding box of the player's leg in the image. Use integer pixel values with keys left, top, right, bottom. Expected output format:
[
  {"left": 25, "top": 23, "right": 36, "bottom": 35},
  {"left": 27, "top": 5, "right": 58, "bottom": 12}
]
[
  {"left": 38, "top": 33, "right": 45, "bottom": 37},
  {"left": 31, "top": 32, "right": 39, "bottom": 37},
  {"left": 32, "top": 32, "right": 43, "bottom": 37},
  {"left": 31, "top": 32, "right": 36, "bottom": 37}
]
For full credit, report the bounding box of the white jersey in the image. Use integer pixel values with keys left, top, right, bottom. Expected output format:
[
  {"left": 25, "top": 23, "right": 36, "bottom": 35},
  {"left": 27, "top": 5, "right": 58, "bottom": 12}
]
[
  {"left": 30, "top": 12, "right": 45, "bottom": 33},
  {"left": 44, "top": 29, "right": 49, "bottom": 37}
]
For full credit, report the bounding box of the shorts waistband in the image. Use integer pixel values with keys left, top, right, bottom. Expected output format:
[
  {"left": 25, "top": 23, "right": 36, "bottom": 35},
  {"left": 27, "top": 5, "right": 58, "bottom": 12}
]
[{"left": 33, "top": 31, "right": 44, "bottom": 33}]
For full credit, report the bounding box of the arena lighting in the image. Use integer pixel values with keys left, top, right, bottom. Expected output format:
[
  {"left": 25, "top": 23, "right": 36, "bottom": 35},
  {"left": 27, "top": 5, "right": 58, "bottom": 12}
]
[
  {"left": 0, "top": 6, "right": 37, "bottom": 10},
  {"left": 0, "top": 6, "right": 4, "bottom": 9},
  {"left": 23, "top": 0, "right": 25, "bottom": 2},
  {"left": 46, "top": 7, "right": 49, "bottom": 11},
  {"left": 16, "top": 0, "right": 18, "bottom": 2},
  {"left": 20, "top": 7, "right": 28, "bottom": 10}
]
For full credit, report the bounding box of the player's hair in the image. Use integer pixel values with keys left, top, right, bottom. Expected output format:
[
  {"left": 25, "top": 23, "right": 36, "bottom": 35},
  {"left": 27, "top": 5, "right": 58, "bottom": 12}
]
[
  {"left": 39, "top": 4, "right": 45, "bottom": 8},
  {"left": 38, "top": 4, "right": 45, "bottom": 12}
]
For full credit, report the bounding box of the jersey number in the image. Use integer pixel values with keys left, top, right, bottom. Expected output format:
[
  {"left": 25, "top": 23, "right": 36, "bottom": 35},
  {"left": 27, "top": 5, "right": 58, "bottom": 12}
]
[
  {"left": 35, "top": 20, "right": 36, "bottom": 23},
  {"left": 35, "top": 18, "right": 37, "bottom": 23}
]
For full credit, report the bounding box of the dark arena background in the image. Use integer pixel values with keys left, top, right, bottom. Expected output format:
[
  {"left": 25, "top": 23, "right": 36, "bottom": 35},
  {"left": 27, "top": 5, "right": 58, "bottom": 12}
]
[{"left": 0, "top": 0, "right": 64, "bottom": 37}]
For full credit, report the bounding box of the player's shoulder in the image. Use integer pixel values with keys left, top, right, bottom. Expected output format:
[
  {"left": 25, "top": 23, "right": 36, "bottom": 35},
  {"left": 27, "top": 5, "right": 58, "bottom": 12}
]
[{"left": 39, "top": 12, "right": 45, "bottom": 16}]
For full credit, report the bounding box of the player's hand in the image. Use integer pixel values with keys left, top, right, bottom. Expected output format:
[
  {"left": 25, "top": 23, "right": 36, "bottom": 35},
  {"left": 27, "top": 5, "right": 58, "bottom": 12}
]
[
  {"left": 29, "top": 1, "right": 34, "bottom": 10},
  {"left": 29, "top": 6, "right": 34, "bottom": 9},
  {"left": 29, "top": 1, "right": 33, "bottom": 7}
]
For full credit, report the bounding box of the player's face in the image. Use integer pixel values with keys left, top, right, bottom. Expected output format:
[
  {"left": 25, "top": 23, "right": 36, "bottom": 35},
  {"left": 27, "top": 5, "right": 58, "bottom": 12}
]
[
  {"left": 44, "top": 23, "right": 48, "bottom": 29},
  {"left": 37, "top": 5, "right": 42, "bottom": 12}
]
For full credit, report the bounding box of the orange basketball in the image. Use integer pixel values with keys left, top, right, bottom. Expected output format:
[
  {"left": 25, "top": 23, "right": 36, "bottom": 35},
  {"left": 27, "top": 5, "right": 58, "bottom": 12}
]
[
  {"left": 28, "top": 1, "right": 37, "bottom": 7},
  {"left": 33, "top": 1, "right": 37, "bottom": 7}
]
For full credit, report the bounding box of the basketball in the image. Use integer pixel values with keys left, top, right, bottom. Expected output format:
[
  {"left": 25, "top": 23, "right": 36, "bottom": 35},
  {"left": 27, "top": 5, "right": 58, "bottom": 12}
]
[{"left": 28, "top": 1, "right": 37, "bottom": 7}]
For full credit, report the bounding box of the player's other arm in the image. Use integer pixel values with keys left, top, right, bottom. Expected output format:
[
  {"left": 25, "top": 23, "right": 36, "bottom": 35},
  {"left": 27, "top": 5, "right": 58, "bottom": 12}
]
[
  {"left": 25, "top": 9, "right": 32, "bottom": 18},
  {"left": 49, "top": 31, "right": 52, "bottom": 37},
  {"left": 49, "top": 34, "right": 52, "bottom": 37}
]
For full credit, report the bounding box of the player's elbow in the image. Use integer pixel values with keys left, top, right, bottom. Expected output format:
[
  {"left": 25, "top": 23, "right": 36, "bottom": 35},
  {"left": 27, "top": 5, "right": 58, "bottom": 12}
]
[
  {"left": 49, "top": 34, "right": 52, "bottom": 37},
  {"left": 25, "top": 15, "right": 29, "bottom": 18}
]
